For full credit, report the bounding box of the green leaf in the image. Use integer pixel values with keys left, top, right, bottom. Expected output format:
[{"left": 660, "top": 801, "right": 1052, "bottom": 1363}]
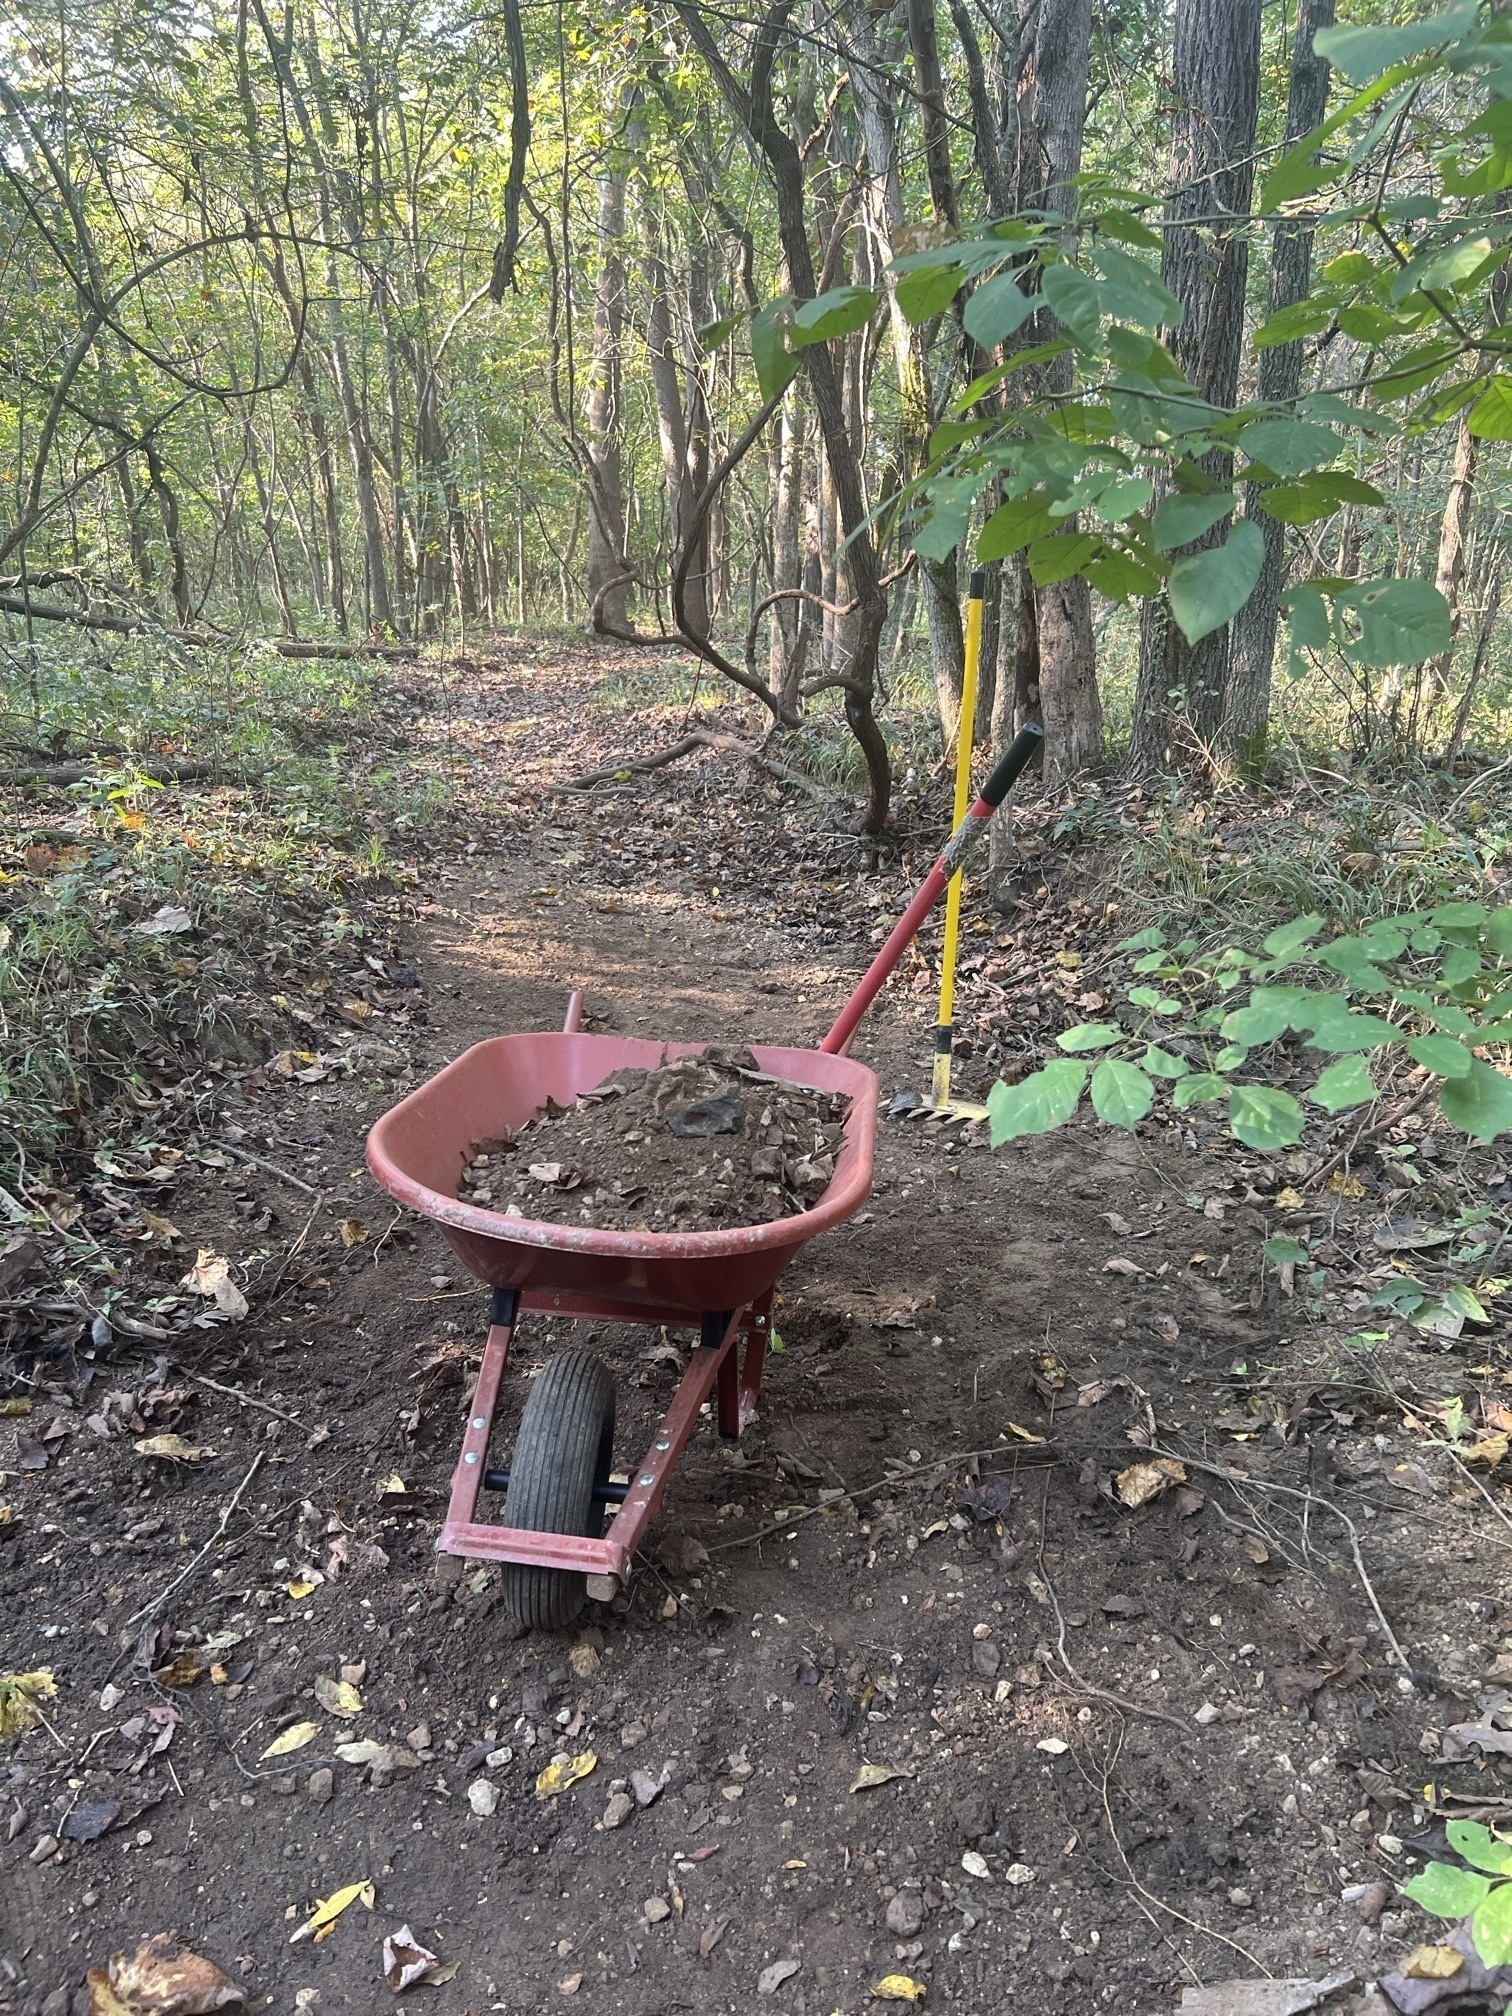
[
  {"left": 1057, "top": 1023, "right": 1124, "bottom": 1053},
  {"left": 1486, "top": 907, "right": 1512, "bottom": 959},
  {"left": 1408, "top": 1034, "right": 1474, "bottom": 1079},
  {"left": 1337, "top": 579, "right": 1453, "bottom": 667},
  {"left": 1261, "top": 472, "right": 1386, "bottom": 524},
  {"left": 1142, "top": 1045, "right": 1190, "bottom": 1079},
  {"left": 1310, "top": 1056, "right": 1377, "bottom": 1113},
  {"left": 790, "top": 286, "right": 877, "bottom": 348},
  {"left": 1265, "top": 1236, "right": 1308, "bottom": 1264},
  {"left": 1223, "top": 1000, "right": 1294, "bottom": 1045},
  {"left": 1262, "top": 913, "right": 1325, "bottom": 961},
  {"left": 1168, "top": 522, "right": 1265, "bottom": 644},
  {"left": 1087, "top": 241, "right": 1182, "bottom": 329},
  {"left": 1305, "top": 1007, "right": 1399, "bottom": 1052},
  {"left": 1469, "top": 375, "right": 1512, "bottom": 442},
  {"left": 1095, "top": 476, "right": 1155, "bottom": 523},
  {"left": 1236, "top": 418, "right": 1339, "bottom": 477},
  {"left": 1401, "top": 1861, "right": 1495, "bottom": 1920},
  {"left": 962, "top": 270, "right": 1035, "bottom": 348},
  {"left": 1174, "top": 1072, "right": 1230, "bottom": 1108},
  {"left": 897, "top": 263, "right": 963, "bottom": 323},
  {"left": 1084, "top": 549, "right": 1163, "bottom": 603},
  {"left": 751, "top": 301, "right": 799, "bottom": 401},
  {"left": 1090, "top": 1059, "right": 1155, "bottom": 1129},
  {"left": 1152, "top": 491, "right": 1237, "bottom": 550},
  {"left": 1028, "top": 532, "right": 1103, "bottom": 586},
  {"left": 978, "top": 494, "right": 1055, "bottom": 561},
  {"left": 1254, "top": 299, "right": 1336, "bottom": 349},
  {"left": 1120, "top": 927, "right": 1166, "bottom": 951},
  {"left": 1228, "top": 1085, "right": 1305, "bottom": 1150},
  {"left": 698, "top": 311, "right": 745, "bottom": 348},
  {"left": 1446, "top": 1283, "right": 1490, "bottom": 1325},
  {"left": 1471, "top": 1876, "right": 1512, "bottom": 1967},
  {"left": 1450, "top": 1821, "right": 1512, "bottom": 1879},
  {"left": 1440, "top": 1059, "right": 1512, "bottom": 1143},
  {"left": 1039, "top": 262, "right": 1104, "bottom": 340},
  {"left": 1314, "top": 4, "right": 1477, "bottom": 85},
  {"left": 986, "top": 1059, "right": 1088, "bottom": 1144}
]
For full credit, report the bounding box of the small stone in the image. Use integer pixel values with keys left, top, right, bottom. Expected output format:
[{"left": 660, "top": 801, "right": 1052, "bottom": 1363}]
[
  {"left": 407, "top": 1722, "right": 431, "bottom": 1753},
  {"left": 885, "top": 1892, "right": 925, "bottom": 1937},
  {"left": 340, "top": 1662, "right": 366, "bottom": 1686},
  {"left": 642, "top": 1896, "right": 671, "bottom": 1924},
  {"left": 307, "top": 1768, "right": 334, "bottom": 1806},
  {"left": 1004, "top": 1863, "right": 1036, "bottom": 1886},
  {"left": 721, "top": 1784, "right": 744, "bottom": 1802},
  {"left": 1227, "top": 1887, "right": 1253, "bottom": 1909},
  {"left": 569, "top": 1644, "right": 601, "bottom": 1678},
  {"left": 467, "top": 1779, "right": 499, "bottom": 1817},
  {"left": 1194, "top": 1702, "right": 1220, "bottom": 1725},
  {"left": 971, "top": 1622, "right": 992, "bottom": 1640},
  {"left": 630, "top": 1769, "right": 663, "bottom": 1809},
  {"left": 1377, "top": 1833, "right": 1404, "bottom": 1856},
  {"left": 971, "top": 1638, "right": 1001, "bottom": 1679},
  {"left": 5, "top": 1804, "right": 26, "bottom": 1843},
  {"left": 620, "top": 1721, "right": 648, "bottom": 1750},
  {"left": 41, "top": 1991, "right": 69, "bottom": 2016},
  {"left": 960, "top": 1850, "right": 990, "bottom": 1880},
  {"left": 269, "top": 1773, "right": 299, "bottom": 1797},
  {"left": 29, "top": 1834, "right": 59, "bottom": 1865},
  {"left": 1358, "top": 1880, "right": 1391, "bottom": 1926},
  {"left": 98, "top": 1684, "right": 123, "bottom": 1713},
  {"left": 1280, "top": 1792, "right": 1299, "bottom": 1817},
  {"left": 603, "top": 1793, "right": 634, "bottom": 1830},
  {"left": 485, "top": 1746, "right": 513, "bottom": 1769}
]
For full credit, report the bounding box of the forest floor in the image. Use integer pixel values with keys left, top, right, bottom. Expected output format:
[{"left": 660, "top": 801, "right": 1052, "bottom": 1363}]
[{"left": 3, "top": 638, "right": 1512, "bottom": 2016}]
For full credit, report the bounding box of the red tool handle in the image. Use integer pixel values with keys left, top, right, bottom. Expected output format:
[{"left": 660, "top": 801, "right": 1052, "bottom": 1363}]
[{"left": 820, "top": 722, "right": 1044, "bottom": 1057}]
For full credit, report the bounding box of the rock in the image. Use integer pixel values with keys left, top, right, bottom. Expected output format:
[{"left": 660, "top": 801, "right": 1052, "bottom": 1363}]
[
  {"left": 1004, "top": 1863, "right": 1036, "bottom": 1886},
  {"left": 971, "top": 1638, "right": 1001, "bottom": 1679},
  {"left": 485, "top": 1746, "right": 514, "bottom": 1769},
  {"left": 307, "top": 1768, "right": 334, "bottom": 1806},
  {"left": 1195, "top": 1702, "right": 1221, "bottom": 1725},
  {"left": 630, "top": 1769, "right": 664, "bottom": 1809},
  {"left": 1356, "top": 1881, "right": 1390, "bottom": 1926},
  {"left": 369, "top": 1746, "right": 422, "bottom": 1789},
  {"left": 951, "top": 1790, "right": 997, "bottom": 1843},
  {"left": 569, "top": 1644, "right": 601, "bottom": 1678},
  {"left": 1227, "top": 1887, "right": 1253, "bottom": 1909},
  {"left": 757, "top": 1957, "right": 801, "bottom": 1995},
  {"left": 407, "top": 1722, "right": 432, "bottom": 1752},
  {"left": 885, "top": 1892, "right": 925, "bottom": 1937},
  {"left": 268, "top": 1773, "right": 299, "bottom": 1797},
  {"left": 620, "top": 1720, "right": 648, "bottom": 1750},
  {"left": 642, "top": 1897, "right": 671, "bottom": 1924},
  {"left": 41, "top": 1991, "right": 69, "bottom": 2016},
  {"left": 29, "top": 1833, "right": 58, "bottom": 1864},
  {"left": 603, "top": 1793, "right": 634, "bottom": 1830},
  {"left": 6, "top": 1804, "right": 26, "bottom": 1843},
  {"left": 961, "top": 1850, "right": 990, "bottom": 1880},
  {"left": 467, "top": 1779, "right": 499, "bottom": 1817}
]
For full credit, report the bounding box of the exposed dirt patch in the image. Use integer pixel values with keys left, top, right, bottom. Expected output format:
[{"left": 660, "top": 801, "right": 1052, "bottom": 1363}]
[
  {"left": 2, "top": 642, "right": 1511, "bottom": 2016},
  {"left": 458, "top": 1049, "right": 849, "bottom": 1232}
]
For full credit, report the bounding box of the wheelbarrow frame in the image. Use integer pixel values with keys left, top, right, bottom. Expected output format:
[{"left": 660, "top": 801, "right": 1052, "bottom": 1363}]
[{"left": 364, "top": 722, "right": 1044, "bottom": 1603}]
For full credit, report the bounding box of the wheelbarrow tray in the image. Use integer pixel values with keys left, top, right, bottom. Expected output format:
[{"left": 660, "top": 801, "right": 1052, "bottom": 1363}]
[{"left": 365, "top": 1031, "right": 878, "bottom": 1317}]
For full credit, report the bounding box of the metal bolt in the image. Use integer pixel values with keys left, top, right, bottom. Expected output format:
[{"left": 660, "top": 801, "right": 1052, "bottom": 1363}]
[
  {"left": 471, "top": 1417, "right": 487, "bottom": 1431},
  {"left": 464, "top": 1452, "right": 479, "bottom": 1465},
  {"left": 638, "top": 1473, "right": 655, "bottom": 1487},
  {"left": 655, "top": 1439, "right": 670, "bottom": 1452}
]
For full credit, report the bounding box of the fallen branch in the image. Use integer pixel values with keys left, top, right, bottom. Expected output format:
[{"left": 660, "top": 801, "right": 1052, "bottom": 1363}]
[
  {"left": 0, "top": 758, "right": 219, "bottom": 786},
  {"left": 210, "top": 1139, "right": 320, "bottom": 1197},
  {"left": 0, "top": 589, "right": 416, "bottom": 660},
  {"left": 556, "top": 727, "right": 841, "bottom": 807},
  {"left": 125, "top": 1451, "right": 265, "bottom": 1625},
  {"left": 171, "top": 1365, "right": 303, "bottom": 1428}
]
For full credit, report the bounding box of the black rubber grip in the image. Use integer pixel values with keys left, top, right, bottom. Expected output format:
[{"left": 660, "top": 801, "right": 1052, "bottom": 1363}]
[
  {"left": 980, "top": 722, "right": 1045, "bottom": 807},
  {"left": 934, "top": 1025, "right": 954, "bottom": 1053},
  {"left": 969, "top": 568, "right": 986, "bottom": 600}
]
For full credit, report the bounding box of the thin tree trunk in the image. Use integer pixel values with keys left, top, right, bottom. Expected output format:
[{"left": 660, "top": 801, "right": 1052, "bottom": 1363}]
[
  {"left": 585, "top": 147, "right": 630, "bottom": 633},
  {"left": 1229, "top": 0, "right": 1334, "bottom": 774}
]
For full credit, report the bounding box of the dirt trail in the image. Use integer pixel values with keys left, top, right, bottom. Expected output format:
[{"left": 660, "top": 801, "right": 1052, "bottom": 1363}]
[{"left": 1, "top": 648, "right": 1504, "bottom": 2016}]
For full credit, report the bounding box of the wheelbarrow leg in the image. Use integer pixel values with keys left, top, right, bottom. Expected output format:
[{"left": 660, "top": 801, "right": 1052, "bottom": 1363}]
[
  {"left": 438, "top": 1286, "right": 519, "bottom": 1562},
  {"left": 716, "top": 1290, "right": 772, "bottom": 1439}
]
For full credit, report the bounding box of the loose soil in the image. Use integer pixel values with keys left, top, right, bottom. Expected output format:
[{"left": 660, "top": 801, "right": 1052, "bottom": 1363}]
[
  {"left": 457, "top": 1051, "right": 849, "bottom": 1232},
  {"left": 3, "top": 641, "right": 1512, "bottom": 2016}
]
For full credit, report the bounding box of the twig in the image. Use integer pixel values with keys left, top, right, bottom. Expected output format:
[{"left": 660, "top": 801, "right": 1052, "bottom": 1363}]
[
  {"left": 1440, "top": 1443, "right": 1512, "bottom": 1541},
  {"left": 1151, "top": 1445, "right": 1418, "bottom": 1689},
  {"left": 170, "top": 1365, "right": 302, "bottom": 1427},
  {"left": 1300, "top": 1079, "right": 1437, "bottom": 1190},
  {"left": 209, "top": 1140, "right": 319, "bottom": 1196},
  {"left": 125, "top": 1451, "right": 265, "bottom": 1625},
  {"left": 261, "top": 1191, "right": 325, "bottom": 1300}
]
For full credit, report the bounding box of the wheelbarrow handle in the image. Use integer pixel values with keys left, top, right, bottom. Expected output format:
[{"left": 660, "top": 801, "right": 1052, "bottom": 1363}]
[{"left": 820, "top": 720, "right": 1044, "bottom": 1057}]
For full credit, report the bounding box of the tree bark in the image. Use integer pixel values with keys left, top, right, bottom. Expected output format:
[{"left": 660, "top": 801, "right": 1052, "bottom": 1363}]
[
  {"left": 1128, "top": 0, "right": 1262, "bottom": 774},
  {"left": 1229, "top": 0, "right": 1334, "bottom": 775},
  {"left": 585, "top": 148, "right": 631, "bottom": 634}
]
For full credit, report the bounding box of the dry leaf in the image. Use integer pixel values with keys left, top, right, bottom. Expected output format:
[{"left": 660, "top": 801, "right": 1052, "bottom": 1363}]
[
  {"left": 1115, "top": 1457, "right": 1186, "bottom": 1510},
  {"left": 999, "top": 1419, "right": 1047, "bottom": 1444},
  {"left": 289, "top": 1879, "right": 374, "bottom": 1945},
  {"left": 1241, "top": 1535, "right": 1270, "bottom": 1565},
  {"left": 1403, "top": 1945, "right": 1465, "bottom": 1981},
  {"left": 178, "top": 1250, "right": 248, "bottom": 1321},
  {"left": 151, "top": 1651, "right": 208, "bottom": 1688},
  {"left": 871, "top": 1976, "right": 927, "bottom": 2003},
  {"left": 382, "top": 1923, "right": 441, "bottom": 1992},
  {"left": 849, "top": 1761, "right": 914, "bottom": 1792},
  {"left": 698, "top": 1917, "right": 730, "bottom": 1959},
  {"left": 558, "top": 1974, "right": 584, "bottom": 1996},
  {"left": 1099, "top": 1211, "right": 1132, "bottom": 1235},
  {"left": 141, "top": 1211, "right": 183, "bottom": 1241},
  {"left": 339, "top": 1219, "right": 369, "bottom": 1248},
  {"left": 313, "top": 1674, "right": 363, "bottom": 1720},
  {"left": 135, "top": 1435, "right": 212, "bottom": 1463},
  {"left": 1103, "top": 1256, "right": 1146, "bottom": 1277},
  {"left": 135, "top": 905, "right": 193, "bottom": 936},
  {"left": 260, "top": 1721, "right": 320, "bottom": 1760},
  {"left": 0, "top": 1669, "right": 56, "bottom": 1741},
  {"left": 86, "top": 1933, "right": 242, "bottom": 2015},
  {"left": 1466, "top": 1434, "right": 1510, "bottom": 1467},
  {"left": 535, "top": 1751, "right": 598, "bottom": 1798},
  {"left": 1276, "top": 1186, "right": 1304, "bottom": 1209},
  {"left": 1328, "top": 1172, "right": 1366, "bottom": 1199}
]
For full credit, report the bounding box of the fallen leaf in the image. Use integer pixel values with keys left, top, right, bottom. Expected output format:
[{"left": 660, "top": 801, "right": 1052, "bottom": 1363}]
[
  {"left": 178, "top": 1250, "right": 247, "bottom": 1321},
  {"left": 151, "top": 1651, "right": 208, "bottom": 1688},
  {"left": 382, "top": 1923, "right": 441, "bottom": 1992},
  {"left": 422, "top": 1962, "right": 460, "bottom": 1986},
  {"left": 86, "top": 1933, "right": 242, "bottom": 2015},
  {"left": 0, "top": 1669, "right": 56, "bottom": 1741},
  {"left": 335, "top": 1738, "right": 386, "bottom": 1765},
  {"left": 339, "top": 1219, "right": 369, "bottom": 1248},
  {"left": 313, "top": 1674, "right": 363, "bottom": 1720},
  {"left": 1327, "top": 1172, "right": 1366, "bottom": 1199},
  {"left": 871, "top": 1976, "right": 927, "bottom": 2003},
  {"left": 140, "top": 1211, "right": 182, "bottom": 1241},
  {"left": 1466, "top": 1433, "right": 1510, "bottom": 1467},
  {"left": 1099, "top": 1211, "right": 1132, "bottom": 1235},
  {"left": 558, "top": 1974, "right": 584, "bottom": 1996},
  {"left": 1403, "top": 1945, "right": 1465, "bottom": 1981},
  {"left": 1103, "top": 1256, "right": 1146, "bottom": 1277},
  {"left": 1275, "top": 1186, "right": 1304, "bottom": 1210},
  {"left": 1115, "top": 1457, "right": 1186, "bottom": 1510},
  {"left": 135, "top": 1434, "right": 213, "bottom": 1463},
  {"left": 849, "top": 1761, "right": 914, "bottom": 1792},
  {"left": 62, "top": 1799, "right": 120, "bottom": 1843},
  {"left": 698, "top": 1917, "right": 730, "bottom": 1959},
  {"left": 287, "top": 1577, "right": 318, "bottom": 1600},
  {"left": 289, "top": 1878, "right": 375, "bottom": 1944},
  {"left": 260, "top": 1720, "right": 320, "bottom": 1760},
  {"left": 135, "top": 904, "right": 193, "bottom": 936},
  {"left": 1241, "top": 1535, "right": 1270, "bottom": 1565},
  {"left": 756, "top": 1958, "right": 800, "bottom": 1995},
  {"left": 568, "top": 1644, "right": 601, "bottom": 1679},
  {"left": 535, "top": 1751, "right": 598, "bottom": 1798},
  {"left": 999, "top": 1419, "right": 1047, "bottom": 1444}
]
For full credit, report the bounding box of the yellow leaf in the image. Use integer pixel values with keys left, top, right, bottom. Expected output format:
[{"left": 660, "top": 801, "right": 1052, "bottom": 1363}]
[
  {"left": 381, "top": 1473, "right": 407, "bottom": 1494},
  {"left": 1467, "top": 1433, "right": 1510, "bottom": 1466},
  {"left": 1000, "top": 1420, "right": 1047, "bottom": 1444},
  {"left": 535, "top": 1751, "right": 598, "bottom": 1798},
  {"left": 1053, "top": 951, "right": 1082, "bottom": 969},
  {"left": 1115, "top": 1457, "right": 1186, "bottom": 1510},
  {"left": 261, "top": 1720, "right": 320, "bottom": 1759},
  {"left": 140, "top": 1210, "right": 182, "bottom": 1241},
  {"left": 849, "top": 1761, "right": 914, "bottom": 1793},
  {"left": 1404, "top": 1944, "right": 1464, "bottom": 1981},
  {"left": 0, "top": 1669, "right": 56, "bottom": 1741},
  {"left": 871, "top": 1975, "right": 928, "bottom": 2002},
  {"left": 1276, "top": 1186, "right": 1304, "bottom": 1209},
  {"left": 339, "top": 1219, "right": 369, "bottom": 1248},
  {"left": 1327, "top": 1171, "right": 1366, "bottom": 1199},
  {"left": 152, "top": 1650, "right": 208, "bottom": 1688},
  {"left": 287, "top": 1579, "right": 316, "bottom": 1600},
  {"left": 290, "top": 1878, "right": 375, "bottom": 1944},
  {"left": 135, "top": 1434, "right": 213, "bottom": 1462},
  {"left": 314, "top": 1674, "right": 363, "bottom": 1719}
]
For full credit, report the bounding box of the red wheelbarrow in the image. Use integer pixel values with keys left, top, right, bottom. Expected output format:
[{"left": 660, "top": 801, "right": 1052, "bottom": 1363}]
[{"left": 366, "top": 723, "right": 1041, "bottom": 1627}]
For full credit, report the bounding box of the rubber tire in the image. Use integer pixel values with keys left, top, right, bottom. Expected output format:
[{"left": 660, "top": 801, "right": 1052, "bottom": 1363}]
[{"left": 500, "top": 1350, "right": 616, "bottom": 1631}]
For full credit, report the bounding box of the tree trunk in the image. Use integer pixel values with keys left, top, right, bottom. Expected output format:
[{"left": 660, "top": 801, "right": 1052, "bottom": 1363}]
[
  {"left": 585, "top": 150, "right": 630, "bottom": 633},
  {"left": 1229, "top": 0, "right": 1334, "bottom": 774},
  {"left": 1128, "top": 0, "right": 1262, "bottom": 773}
]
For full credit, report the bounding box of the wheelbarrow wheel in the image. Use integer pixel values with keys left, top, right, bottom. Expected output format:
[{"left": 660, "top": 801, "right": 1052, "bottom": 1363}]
[{"left": 501, "top": 1350, "right": 616, "bottom": 1631}]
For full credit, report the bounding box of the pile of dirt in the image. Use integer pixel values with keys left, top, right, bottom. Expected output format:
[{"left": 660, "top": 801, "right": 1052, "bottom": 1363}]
[{"left": 458, "top": 1046, "right": 848, "bottom": 1232}]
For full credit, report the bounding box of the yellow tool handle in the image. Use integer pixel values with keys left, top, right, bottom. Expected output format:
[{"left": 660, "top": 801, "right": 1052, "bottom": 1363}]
[{"left": 932, "top": 571, "right": 985, "bottom": 1108}]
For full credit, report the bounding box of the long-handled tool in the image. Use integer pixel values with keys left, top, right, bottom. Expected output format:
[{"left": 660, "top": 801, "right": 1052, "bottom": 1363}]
[{"left": 924, "top": 568, "right": 989, "bottom": 1120}]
